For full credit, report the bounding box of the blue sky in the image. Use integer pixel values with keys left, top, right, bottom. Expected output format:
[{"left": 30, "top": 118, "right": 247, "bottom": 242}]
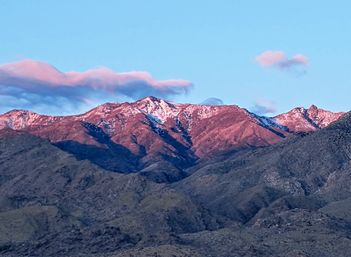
[{"left": 0, "top": 0, "right": 350, "bottom": 115}]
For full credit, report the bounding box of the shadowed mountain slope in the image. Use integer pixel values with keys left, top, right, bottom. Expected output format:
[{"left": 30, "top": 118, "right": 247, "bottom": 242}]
[{"left": 0, "top": 132, "right": 218, "bottom": 257}]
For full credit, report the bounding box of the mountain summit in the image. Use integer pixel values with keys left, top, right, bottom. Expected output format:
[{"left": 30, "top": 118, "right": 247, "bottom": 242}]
[{"left": 274, "top": 105, "right": 344, "bottom": 132}]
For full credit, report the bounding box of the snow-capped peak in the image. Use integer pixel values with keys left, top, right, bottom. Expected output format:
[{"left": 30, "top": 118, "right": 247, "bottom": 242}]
[
  {"left": 274, "top": 105, "right": 345, "bottom": 132},
  {"left": 135, "top": 96, "right": 180, "bottom": 123},
  {"left": 306, "top": 105, "right": 345, "bottom": 128},
  {"left": 0, "top": 110, "right": 40, "bottom": 130}
]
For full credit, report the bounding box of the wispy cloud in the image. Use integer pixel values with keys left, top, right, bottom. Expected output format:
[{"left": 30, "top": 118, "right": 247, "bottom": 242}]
[
  {"left": 256, "top": 51, "right": 309, "bottom": 71},
  {"left": 200, "top": 97, "right": 224, "bottom": 106},
  {"left": 0, "top": 59, "right": 193, "bottom": 115},
  {"left": 251, "top": 98, "right": 277, "bottom": 115}
]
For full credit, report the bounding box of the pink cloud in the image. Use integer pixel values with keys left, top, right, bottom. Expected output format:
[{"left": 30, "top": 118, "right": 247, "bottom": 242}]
[
  {"left": 0, "top": 59, "right": 192, "bottom": 92},
  {"left": 0, "top": 59, "right": 193, "bottom": 114},
  {"left": 291, "top": 54, "right": 308, "bottom": 65},
  {"left": 256, "top": 51, "right": 309, "bottom": 70},
  {"left": 255, "top": 51, "right": 286, "bottom": 67}
]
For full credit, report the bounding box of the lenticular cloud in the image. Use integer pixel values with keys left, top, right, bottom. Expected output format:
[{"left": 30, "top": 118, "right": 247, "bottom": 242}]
[
  {"left": 251, "top": 98, "right": 277, "bottom": 115},
  {"left": 0, "top": 59, "right": 193, "bottom": 114},
  {"left": 200, "top": 97, "right": 224, "bottom": 106}
]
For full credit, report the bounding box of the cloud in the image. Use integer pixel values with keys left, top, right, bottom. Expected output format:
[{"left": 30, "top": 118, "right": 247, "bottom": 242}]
[
  {"left": 256, "top": 51, "right": 308, "bottom": 71},
  {"left": 251, "top": 98, "right": 277, "bottom": 115},
  {"left": 200, "top": 97, "right": 224, "bottom": 106},
  {"left": 0, "top": 59, "right": 193, "bottom": 115}
]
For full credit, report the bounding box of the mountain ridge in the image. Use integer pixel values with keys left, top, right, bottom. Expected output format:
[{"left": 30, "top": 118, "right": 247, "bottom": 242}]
[
  {"left": 0, "top": 96, "right": 343, "bottom": 130},
  {"left": 0, "top": 97, "right": 345, "bottom": 182}
]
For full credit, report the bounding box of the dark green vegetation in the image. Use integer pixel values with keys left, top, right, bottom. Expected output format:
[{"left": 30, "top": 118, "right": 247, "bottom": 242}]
[{"left": 1, "top": 114, "right": 351, "bottom": 256}]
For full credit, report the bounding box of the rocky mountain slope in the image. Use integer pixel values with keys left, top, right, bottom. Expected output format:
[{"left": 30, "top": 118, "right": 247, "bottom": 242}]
[
  {"left": 0, "top": 97, "right": 344, "bottom": 182},
  {"left": 173, "top": 112, "right": 351, "bottom": 256},
  {"left": 0, "top": 109, "right": 351, "bottom": 256}
]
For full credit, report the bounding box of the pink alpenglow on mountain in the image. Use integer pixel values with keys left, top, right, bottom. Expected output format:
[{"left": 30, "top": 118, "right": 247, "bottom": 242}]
[{"left": 0, "top": 97, "right": 345, "bottom": 172}]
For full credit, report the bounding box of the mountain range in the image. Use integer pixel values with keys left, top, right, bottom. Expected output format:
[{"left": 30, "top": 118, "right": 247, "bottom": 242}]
[
  {"left": 0, "top": 97, "right": 344, "bottom": 182},
  {"left": 0, "top": 97, "right": 350, "bottom": 257}
]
